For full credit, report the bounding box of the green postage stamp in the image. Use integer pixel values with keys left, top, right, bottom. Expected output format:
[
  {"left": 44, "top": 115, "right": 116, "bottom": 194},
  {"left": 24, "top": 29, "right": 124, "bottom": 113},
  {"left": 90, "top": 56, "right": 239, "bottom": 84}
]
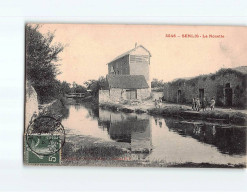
[
  {"left": 24, "top": 116, "right": 65, "bottom": 165},
  {"left": 24, "top": 134, "right": 61, "bottom": 165}
]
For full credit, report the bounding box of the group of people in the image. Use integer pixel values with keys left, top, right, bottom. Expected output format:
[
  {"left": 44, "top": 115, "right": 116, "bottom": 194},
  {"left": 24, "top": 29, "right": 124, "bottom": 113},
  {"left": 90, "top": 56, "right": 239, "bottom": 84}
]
[
  {"left": 153, "top": 96, "right": 216, "bottom": 111},
  {"left": 154, "top": 98, "right": 163, "bottom": 108},
  {"left": 192, "top": 97, "right": 215, "bottom": 111}
]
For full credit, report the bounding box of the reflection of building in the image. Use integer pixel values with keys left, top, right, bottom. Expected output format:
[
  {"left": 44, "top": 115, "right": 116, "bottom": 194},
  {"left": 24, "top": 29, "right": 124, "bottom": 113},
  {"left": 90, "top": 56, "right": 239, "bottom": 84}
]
[
  {"left": 163, "top": 66, "right": 247, "bottom": 108},
  {"left": 99, "top": 109, "right": 152, "bottom": 153},
  {"left": 99, "top": 45, "right": 151, "bottom": 103}
]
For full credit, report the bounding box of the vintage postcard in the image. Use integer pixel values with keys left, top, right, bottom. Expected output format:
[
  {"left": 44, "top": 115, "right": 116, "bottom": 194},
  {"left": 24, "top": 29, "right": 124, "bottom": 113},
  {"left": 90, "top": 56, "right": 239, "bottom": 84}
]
[{"left": 24, "top": 24, "right": 247, "bottom": 168}]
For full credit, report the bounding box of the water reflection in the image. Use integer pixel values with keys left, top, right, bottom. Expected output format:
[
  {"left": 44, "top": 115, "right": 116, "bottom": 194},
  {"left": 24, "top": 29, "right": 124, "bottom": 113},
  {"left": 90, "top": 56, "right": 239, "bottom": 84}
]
[
  {"left": 99, "top": 110, "right": 152, "bottom": 153},
  {"left": 61, "top": 104, "right": 246, "bottom": 165},
  {"left": 165, "top": 120, "right": 246, "bottom": 156}
]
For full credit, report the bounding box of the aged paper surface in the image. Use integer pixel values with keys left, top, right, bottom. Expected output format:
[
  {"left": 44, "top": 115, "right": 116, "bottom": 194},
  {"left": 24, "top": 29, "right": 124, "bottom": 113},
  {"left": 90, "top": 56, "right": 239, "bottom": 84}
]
[{"left": 24, "top": 24, "right": 247, "bottom": 167}]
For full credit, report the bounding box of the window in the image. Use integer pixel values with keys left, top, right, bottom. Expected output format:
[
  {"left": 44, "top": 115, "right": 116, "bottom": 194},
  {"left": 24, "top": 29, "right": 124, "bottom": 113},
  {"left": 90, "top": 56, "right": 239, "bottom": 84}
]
[
  {"left": 110, "top": 66, "right": 114, "bottom": 74},
  {"left": 177, "top": 90, "right": 182, "bottom": 103}
]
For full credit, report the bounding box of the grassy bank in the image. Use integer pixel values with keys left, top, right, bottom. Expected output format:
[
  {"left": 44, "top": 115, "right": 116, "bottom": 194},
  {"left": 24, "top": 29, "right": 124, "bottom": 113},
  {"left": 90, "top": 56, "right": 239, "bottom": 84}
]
[
  {"left": 39, "top": 98, "right": 69, "bottom": 120},
  {"left": 99, "top": 102, "right": 135, "bottom": 113},
  {"left": 62, "top": 134, "right": 245, "bottom": 168},
  {"left": 99, "top": 102, "right": 247, "bottom": 125}
]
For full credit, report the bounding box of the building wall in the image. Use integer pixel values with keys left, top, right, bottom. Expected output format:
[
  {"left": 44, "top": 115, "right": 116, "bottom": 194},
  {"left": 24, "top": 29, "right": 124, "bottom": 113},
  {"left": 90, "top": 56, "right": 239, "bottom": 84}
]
[
  {"left": 129, "top": 47, "right": 150, "bottom": 88},
  {"left": 163, "top": 72, "right": 247, "bottom": 107},
  {"left": 99, "top": 88, "right": 150, "bottom": 103},
  {"left": 99, "top": 89, "right": 124, "bottom": 103},
  {"left": 137, "top": 88, "right": 150, "bottom": 100},
  {"left": 99, "top": 90, "right": 111, "bottom": 103},
  {"left": 152, "top": 91, "right": 164, "bottom": 100},
  {"left": 108, "top": 47, "right": 151, "bottom": 88},
  {"left": 108, "top": 55, "right": 130, "bottom": 75}
]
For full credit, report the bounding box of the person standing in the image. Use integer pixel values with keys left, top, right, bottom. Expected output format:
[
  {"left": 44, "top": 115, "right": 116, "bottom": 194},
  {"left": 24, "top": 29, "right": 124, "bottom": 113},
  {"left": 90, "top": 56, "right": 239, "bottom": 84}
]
[
  {"left": 196, "top": 97, "right": 200, "bottom": 111},
  {"left": 192, "top": 98, "right": 196, "bottom": 110},
  {"left": 210, "top": 98, "right": 216, "bottom": 110},
  {"left": 201, "top": 97, "right": 207, "bottom": 111},
  {"left": 154, "top": 99, "right": 158, "bottom": 108}
]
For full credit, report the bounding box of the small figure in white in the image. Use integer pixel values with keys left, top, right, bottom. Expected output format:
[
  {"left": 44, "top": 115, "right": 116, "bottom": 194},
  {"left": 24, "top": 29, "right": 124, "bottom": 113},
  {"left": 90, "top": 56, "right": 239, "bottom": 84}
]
[{"left": 210, "top": 98, "right": 216, "bottom": 110}]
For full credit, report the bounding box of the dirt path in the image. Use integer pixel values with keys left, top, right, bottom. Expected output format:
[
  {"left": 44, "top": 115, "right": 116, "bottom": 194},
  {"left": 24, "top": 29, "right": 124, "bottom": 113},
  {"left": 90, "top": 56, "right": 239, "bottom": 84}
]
[
  {"left": 160, "top": 102, "right": 247, "bottom": 115},
  {"left": 122, "top": 99, "right": 247, "bottom": 115}
]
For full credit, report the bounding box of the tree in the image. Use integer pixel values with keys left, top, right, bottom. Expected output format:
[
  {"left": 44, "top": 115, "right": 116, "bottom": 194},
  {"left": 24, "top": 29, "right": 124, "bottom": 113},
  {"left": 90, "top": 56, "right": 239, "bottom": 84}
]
[
  {"left": 84, "top": 76, "right": 108, "bottom": 97},
  {"left": 151, "top": 78, "right": 164, "bottom": 88},
  {"left": 25, "top": 24, "right": 64, "bottom": 103},
  {"left": 60, "top": 81, "right": 71, "bottom": 95},
  {"left": 71, "top": 82, "right": 87, "bottom": 93}
]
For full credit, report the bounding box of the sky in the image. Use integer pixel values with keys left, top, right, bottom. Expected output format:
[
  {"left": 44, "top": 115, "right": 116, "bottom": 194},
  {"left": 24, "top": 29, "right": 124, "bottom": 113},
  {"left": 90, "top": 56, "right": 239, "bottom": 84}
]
[{"left": 38, "top": 24, "right": 247, "bottom": 85}]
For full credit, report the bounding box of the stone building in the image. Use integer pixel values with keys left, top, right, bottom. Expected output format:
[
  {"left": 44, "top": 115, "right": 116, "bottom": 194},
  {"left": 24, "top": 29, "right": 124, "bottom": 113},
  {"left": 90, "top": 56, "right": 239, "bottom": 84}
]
[
  {"left": 163, "top": 66, "right": 247, "bottom": 108},
  {"left": 99, "top": 44, "right": 151, "bottom": 103}
]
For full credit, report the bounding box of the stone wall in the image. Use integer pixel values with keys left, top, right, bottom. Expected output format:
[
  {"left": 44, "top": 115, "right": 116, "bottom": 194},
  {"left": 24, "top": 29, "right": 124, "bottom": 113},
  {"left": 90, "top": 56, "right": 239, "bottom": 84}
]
[
  {"left": 99, "top": 88, "right": 150, "bottom": 103},
  {"left": 25, "top": 81, "right": 39, "bottom": 130},
  {"left": 137, "top": 88, "right": 150, "bottom": 100},
  {"left": 99, "top": 90, "right": 111, "bottom": 103},
  {"left": 152, "top": 91, "right": 164, "bottom": 100},
  {"left": 163, "top": 71, "right": 247, "bottom": 107}
]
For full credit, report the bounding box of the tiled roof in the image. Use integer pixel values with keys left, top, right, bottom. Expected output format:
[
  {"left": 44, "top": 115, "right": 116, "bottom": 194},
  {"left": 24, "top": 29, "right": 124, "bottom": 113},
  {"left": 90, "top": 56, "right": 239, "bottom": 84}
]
[
  {"left": 107, "top": 74, "right": 149, "bottom": 89},
  {"left": 107, "top": 45, "right": 151, "bottom": 64}
]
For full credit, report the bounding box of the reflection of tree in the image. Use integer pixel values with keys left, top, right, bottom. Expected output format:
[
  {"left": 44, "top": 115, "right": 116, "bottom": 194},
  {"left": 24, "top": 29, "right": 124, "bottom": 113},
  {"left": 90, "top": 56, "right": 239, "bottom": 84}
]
[
  {"left": 76, "top": 102, "right": 99, "bottom": 119},
  {"left": 60, "top": 106, "right": 69, "bottom": 119},
  {"left": 165, "top": 118, "right": 246, "bottom": 155},
  {"left": 98, "top": 120, "right": 110, "bottom": 131}
]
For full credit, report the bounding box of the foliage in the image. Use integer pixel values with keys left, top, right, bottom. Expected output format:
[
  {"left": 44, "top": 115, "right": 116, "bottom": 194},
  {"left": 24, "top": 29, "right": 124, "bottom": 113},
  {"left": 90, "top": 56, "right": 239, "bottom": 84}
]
[
  {"left": 26, "top": 24, "right": 64, "bottom": 103},
  {"left": 215, "top": 68, "right": 246, "bottom": 78},
  {"left": 71, "top": 82, "right": 87, "bottom": 93},
  {"left": 84, "top": 76, "right": 108, "bottom": 97},
  {"left": 60, "top": 81, "right": 71, "bottom": 95},
  {"left": 151, "top": 78, "right": 164, "bottom": 88}
]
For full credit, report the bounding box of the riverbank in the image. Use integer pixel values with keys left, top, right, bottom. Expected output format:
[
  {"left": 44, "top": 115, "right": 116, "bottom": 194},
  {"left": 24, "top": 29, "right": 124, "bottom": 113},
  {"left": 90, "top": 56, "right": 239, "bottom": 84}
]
[
  {"left": 99, "top": 101, "right": 247, "bottom": 125},
  {"left": 38, "top": 98, "right": 69, "bottom": 120},
  {"left": 62, "top": 134, "right": 245, "bottom": 168}
]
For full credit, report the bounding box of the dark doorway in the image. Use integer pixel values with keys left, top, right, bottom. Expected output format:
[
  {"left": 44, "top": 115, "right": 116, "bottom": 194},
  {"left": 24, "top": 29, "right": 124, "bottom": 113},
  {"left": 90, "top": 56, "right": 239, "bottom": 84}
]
[
  {"left": 225, "top": 83, "right": 230, "bottom": 88},
  {"left": 199, "top": 89, "right": 204, "bottom": 102},
  {"left": 225, "top": 88, "right": 233, "bottom": 106},
  {"left": 126, "top": 89, "right": 137, "bottom": 100},
  {"left": 177, "top": 90, "right": 181, "bottom": 103}
]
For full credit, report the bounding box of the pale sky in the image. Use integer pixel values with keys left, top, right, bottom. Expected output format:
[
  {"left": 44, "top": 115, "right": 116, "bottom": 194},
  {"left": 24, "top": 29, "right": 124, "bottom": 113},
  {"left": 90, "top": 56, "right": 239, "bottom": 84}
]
[{"left": 38, "top": 24, "right": 247, "bottom": 85}]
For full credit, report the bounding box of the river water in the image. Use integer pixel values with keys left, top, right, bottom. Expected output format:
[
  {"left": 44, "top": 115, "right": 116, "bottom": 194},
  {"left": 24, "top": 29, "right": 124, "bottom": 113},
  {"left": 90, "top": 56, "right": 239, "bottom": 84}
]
[{"left": 61, "top": 104, "right": 246, "bottom": 165}]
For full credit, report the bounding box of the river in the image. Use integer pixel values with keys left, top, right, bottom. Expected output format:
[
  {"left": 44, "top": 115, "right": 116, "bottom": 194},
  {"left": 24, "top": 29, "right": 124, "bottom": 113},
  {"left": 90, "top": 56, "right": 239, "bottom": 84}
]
[{"left": 61, "top": 103, "right": 246, "bottom": 166}]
